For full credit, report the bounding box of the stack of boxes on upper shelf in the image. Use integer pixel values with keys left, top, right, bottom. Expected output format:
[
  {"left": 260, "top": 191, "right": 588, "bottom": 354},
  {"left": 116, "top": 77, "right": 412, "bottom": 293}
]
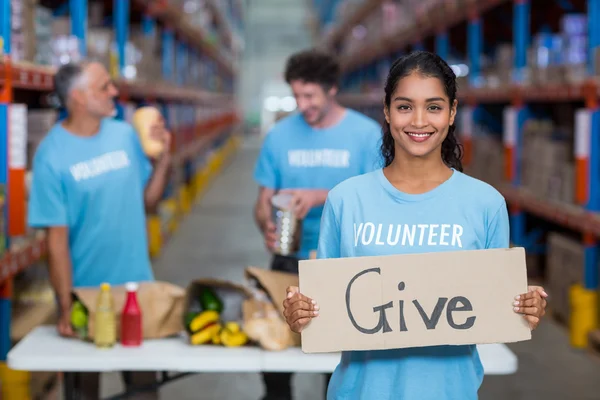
[
  {"left": 7, "top": 0, "right": 228, "bottom": 91},
  {"left": 476, "top": 13, "right": 590, "bottom": 90},
  {"left": 337, "top": 3, "right": 595, "bottom": 93},
  {"left": 469, "top": 130, "right": 504, "bottom": 187},
  {"left": 334, "top": 0, "right": 469, "bottom": 56},
  {"left": 8, "top": 0, "right": 53, "bottom": 66},
  {"left": 521, "top": 118, "right": 575, "bottom": 205},
  {"left": 468, "top": 116, "right": 575, "bottom": 206},
  {"left": 529, "top": 14, "right": 589, "bottom": 87}
]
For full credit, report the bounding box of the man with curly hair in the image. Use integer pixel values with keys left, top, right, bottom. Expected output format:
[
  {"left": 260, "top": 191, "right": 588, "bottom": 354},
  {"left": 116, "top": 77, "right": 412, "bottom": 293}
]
[{"left": 253, "top": 49, "right": 383, "bottom": 400}]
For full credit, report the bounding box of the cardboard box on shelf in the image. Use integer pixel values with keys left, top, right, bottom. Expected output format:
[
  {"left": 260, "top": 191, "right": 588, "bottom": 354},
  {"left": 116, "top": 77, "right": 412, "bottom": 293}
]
[
  {"left": 87, "top": 28, "right": 113, "bottom": 70},
  {"left": 547, "top": 233, "right": 585, "bottom": 322},
  {"left": 34, "top": 5, "right": 53, "bottom": 65},
  {"left": 470, "top": 132, "right": 504, "bottom": 187},
  {"left": 520, "top": 118, "right": 575, "bottom": 204}
]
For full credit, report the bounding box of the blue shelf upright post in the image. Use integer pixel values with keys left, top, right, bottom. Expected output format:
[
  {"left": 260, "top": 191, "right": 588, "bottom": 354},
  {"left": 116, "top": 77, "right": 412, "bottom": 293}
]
[
  {"left": 70, "top": 0, "right": 87, "bottom": 58},
  {"left": 582, "top": 0, "right": 600, "bottom": 292},
  {"left": 435, "top": 31, "right": 449, "bottom": 61},
  {"left": 161, "top": 27, "right": 175, "bottom": 200},
  {"left": 114, "top": 0, "right": 130, "bottom": 120},
  {"left": 506, "top": 0, "right": 530, "bottom": 247},
  {"left": 467, "top": 13, "right": 482, "bottom": 88},
  {"left": 140, "top": 14, "right": 156, "bottom": 108},
  {"left": 513, "top": 0, "right": 530, "bottom": 84},
  {"left": 0, "top": 0, "right": 10, "bottom": 365},
  {"left": 587, "top": 0, "right": 600, "bottom": 76},
  {"left": 413, "top": 41, "right": 425, "bottom": 51}
]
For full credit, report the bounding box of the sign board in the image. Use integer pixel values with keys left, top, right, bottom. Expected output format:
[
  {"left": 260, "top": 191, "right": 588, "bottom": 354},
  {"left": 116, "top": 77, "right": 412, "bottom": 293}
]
[{"left": 299, "top": 247, "right": 531, "bottom": 353}]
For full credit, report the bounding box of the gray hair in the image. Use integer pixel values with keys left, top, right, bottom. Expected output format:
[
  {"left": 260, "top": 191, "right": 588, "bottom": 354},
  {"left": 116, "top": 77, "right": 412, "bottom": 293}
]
[{"left": 53, "top": 62, "right": 88, "bottom": 108}]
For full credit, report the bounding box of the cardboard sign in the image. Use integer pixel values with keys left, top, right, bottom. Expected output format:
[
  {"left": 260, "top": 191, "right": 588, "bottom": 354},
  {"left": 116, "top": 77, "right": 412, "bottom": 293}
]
[{"left": 298, "top": 247, "right": 532, "bottom": 353}]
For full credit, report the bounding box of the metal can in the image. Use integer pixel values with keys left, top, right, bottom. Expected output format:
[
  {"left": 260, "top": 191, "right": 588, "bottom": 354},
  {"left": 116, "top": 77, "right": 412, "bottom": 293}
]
[{"left": 271, "top": 193, "right": 302, "bottom": 256}]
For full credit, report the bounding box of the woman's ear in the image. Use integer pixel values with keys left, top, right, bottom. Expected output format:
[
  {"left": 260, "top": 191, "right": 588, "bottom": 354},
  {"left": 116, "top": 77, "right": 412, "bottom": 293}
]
[
  {"left": 449, "top": 99, "right": 458, "bottom": 126},
  {"left": 383, "top": 103, "right": 390, "bottom": 124}
]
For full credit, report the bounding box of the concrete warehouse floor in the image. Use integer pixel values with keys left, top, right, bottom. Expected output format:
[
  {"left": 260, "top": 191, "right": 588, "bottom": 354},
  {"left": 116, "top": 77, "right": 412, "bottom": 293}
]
[{"left": 91, "top": 134, "right": 600, "bottom": 400}]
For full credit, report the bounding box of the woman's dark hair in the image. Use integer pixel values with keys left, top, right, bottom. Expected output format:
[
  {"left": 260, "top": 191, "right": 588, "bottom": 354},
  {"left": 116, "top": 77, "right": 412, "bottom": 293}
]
[{"left": 381, "top": 50, "right": 463, "bottom": 172}]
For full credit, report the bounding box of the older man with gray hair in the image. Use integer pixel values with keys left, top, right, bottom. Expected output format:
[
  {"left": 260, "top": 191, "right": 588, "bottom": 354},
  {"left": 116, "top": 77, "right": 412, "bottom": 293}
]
[{"left": 27, "top": 61, "right": 171, "bottom": 399}]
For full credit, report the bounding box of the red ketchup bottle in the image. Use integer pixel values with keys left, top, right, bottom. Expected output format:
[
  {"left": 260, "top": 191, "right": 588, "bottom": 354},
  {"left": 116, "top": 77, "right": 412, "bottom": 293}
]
[{"left": 121, "top": 282, "right": 143, "bottom": 347}]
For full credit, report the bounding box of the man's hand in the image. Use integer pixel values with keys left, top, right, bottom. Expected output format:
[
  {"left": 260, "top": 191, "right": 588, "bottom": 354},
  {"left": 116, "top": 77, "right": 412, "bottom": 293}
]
[
  {"left": 57, "top": 310, "right": 74, "bottom": 337},
  {"left": 262, "top": 219, "right": 279, "bottom": 252},
  {"left": 149, "top": 117, "right": 172, "bottom": 163},
  {"left": 278, "top": 189, "right": 327, "bottom": 219}
]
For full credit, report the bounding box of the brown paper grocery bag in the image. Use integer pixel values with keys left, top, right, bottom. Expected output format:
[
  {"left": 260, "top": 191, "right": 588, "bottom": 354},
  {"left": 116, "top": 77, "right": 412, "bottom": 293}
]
[
  {"left": 244, "top": 267, "right": 301, "bottom": 348},
  {"left": 72, "top": 281, "right": 186, "bottom": 341}
]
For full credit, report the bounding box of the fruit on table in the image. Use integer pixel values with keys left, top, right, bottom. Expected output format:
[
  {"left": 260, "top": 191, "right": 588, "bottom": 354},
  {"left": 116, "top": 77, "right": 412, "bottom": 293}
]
[
  {"left": 189, "top": 310, "right": 220, "bottom": 333},
  {"left": 71, "top": 300, "right": 88, "bottom": 338},
  {"left": 184, "top": 311, "right": 198, "bottom": 333},
  {"left": 71, "top": 301, "right": 87, "bottom": 328},
  {"left": 220, "top": 322, "right": 248, "bottom": 347},
  {"left": 212, "top": 332, "right": 222, "bottom": 345},
  {"left": 200, "top": 288, "right": 223, "bottom": 313},
  {"left": 190, "top": 323, "right": 222, "bottom": 345}
]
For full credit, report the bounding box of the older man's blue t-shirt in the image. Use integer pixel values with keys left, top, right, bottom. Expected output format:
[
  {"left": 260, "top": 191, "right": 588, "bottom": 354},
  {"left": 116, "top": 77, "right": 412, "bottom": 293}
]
[
  {"left": 28, "top": 118, "right": 154, "bottom": 288},
  {"left": 317, "top": 168, "right": 510, "bottom": 400},
  {"left": 254, "top": 109, "right": 383, "bottom": 259}
]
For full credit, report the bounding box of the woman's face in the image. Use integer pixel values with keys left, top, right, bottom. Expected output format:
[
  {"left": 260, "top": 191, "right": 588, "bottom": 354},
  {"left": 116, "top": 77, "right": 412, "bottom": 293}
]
[{"left": 384, "top": 72, "right": 457, "bottom": 161}]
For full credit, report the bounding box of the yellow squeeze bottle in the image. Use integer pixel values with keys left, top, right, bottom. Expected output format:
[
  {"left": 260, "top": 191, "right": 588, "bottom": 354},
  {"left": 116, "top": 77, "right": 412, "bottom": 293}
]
[{"left": 94, "top": 283, "right": 116, "bottom": 348}]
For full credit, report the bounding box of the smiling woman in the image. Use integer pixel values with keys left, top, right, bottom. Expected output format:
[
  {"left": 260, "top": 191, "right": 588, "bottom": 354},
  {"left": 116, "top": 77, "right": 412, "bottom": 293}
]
[
  {"left": 282, "top": 50, "right": 549, "bottom": 400},
  {"left": 381, "top": 51, "right": 462, "bottom": 173}
]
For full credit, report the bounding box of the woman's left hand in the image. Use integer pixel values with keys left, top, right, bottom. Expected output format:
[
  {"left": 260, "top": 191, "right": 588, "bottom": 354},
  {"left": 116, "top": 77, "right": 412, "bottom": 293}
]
[{"left": 514, "top": 285, "right": 548, "bottom": 330}]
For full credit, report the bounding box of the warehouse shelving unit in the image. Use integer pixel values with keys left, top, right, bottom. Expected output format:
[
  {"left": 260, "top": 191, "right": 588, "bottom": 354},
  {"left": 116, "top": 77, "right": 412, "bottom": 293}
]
[
  {"left": 0, "top": 0, "right": 243, "bottom": 395},
  {"left": 327, "top": 0, "right": 600, "bottom": 350}
]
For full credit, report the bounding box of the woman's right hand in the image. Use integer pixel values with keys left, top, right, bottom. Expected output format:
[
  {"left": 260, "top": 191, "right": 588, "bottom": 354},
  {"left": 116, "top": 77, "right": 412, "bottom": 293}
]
[{"left": 283, "top": 286, "right": 319, "bottom": 333}]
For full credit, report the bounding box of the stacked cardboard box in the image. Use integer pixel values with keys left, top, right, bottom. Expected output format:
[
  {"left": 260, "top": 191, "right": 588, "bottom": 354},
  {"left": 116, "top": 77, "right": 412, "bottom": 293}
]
[
  {"left": 130, "top": 25, "right": 161, "bottom": 83},
  {"left": 521, "top": 119, "right": 575, "bottom": 204},
  {"left": 469, "top": 131, "right": 504, "bottom": 187},
  {"left": 547, "top": 233, "right": 585, "bottom": 322},
  {"left": 51, "top": 16, "right": 83, "bottom": 66},
  {"left": 26, "top": 109, "right": 57, "bottom": 169},
  {"left": 528, "top": 14, "right": 588, "bottom": 86},
  {"left": 33, "top": 5, "right": 52, "bottom": 65},
  {"left": 10, "top": 0, "right": 35, "bottom": 63}
]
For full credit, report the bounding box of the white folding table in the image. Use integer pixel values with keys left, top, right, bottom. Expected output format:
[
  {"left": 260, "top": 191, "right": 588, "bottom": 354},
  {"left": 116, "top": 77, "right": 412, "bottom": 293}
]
[{"left": 8, "top": 326, "right": 518, "bottom": 399}]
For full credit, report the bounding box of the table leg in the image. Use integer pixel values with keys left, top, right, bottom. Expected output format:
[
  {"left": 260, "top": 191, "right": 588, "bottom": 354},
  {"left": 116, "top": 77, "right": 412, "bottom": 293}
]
[{"left": 63, "top": 372, "right": 77, "bottom": 400}]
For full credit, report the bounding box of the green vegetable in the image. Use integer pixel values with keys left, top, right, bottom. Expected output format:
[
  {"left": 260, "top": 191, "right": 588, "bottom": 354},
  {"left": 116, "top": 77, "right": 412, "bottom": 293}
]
[
  {"left": 200, "top": 288, "right": 223, "bottom": 313},
  {"left": 71, "top": 300, "right": 88, "bottom": 339},
  {"left": 184, "top": 311, "right": 199, "bottom": 333}
]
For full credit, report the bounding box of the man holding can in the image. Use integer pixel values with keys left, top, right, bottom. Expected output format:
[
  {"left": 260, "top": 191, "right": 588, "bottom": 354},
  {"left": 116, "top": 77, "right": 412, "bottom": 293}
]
[{"left": 253, "top": 49, "right": 383, "bottom": 400}]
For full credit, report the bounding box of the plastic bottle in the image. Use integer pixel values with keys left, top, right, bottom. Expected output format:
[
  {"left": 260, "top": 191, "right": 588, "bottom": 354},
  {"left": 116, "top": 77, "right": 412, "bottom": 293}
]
[
  {"left": 121, "top": 282, "right": 143, "bottom": 347},
  {"left": 94, "top": 283, "right": 116, "bottom": 348}
]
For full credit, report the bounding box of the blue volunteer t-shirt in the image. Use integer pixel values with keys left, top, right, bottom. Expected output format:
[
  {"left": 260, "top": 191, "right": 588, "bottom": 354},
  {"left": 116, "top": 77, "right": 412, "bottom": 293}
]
[
  {"left": 254, "top": 109, "right": 383, "bottom": 259},
  {"left": 318, "top": 168, "right": 510, "bottom": 400},
  {"left": 28, "top": 118, "right": 155, "bottom": 288}
]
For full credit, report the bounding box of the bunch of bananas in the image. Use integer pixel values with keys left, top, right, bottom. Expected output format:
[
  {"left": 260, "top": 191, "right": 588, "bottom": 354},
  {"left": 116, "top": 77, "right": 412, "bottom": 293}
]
[{"left": 188, "top": 310, "right": 248, "bottom": 347}]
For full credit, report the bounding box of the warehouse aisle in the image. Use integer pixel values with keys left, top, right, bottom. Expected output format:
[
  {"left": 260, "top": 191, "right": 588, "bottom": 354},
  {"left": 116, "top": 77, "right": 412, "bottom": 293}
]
[
  {"left": 100, "top": 135, "right": 600, "bottom": 400},
  {"left": 100, "top": 134, "right": 327, "bottom": 399}
]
